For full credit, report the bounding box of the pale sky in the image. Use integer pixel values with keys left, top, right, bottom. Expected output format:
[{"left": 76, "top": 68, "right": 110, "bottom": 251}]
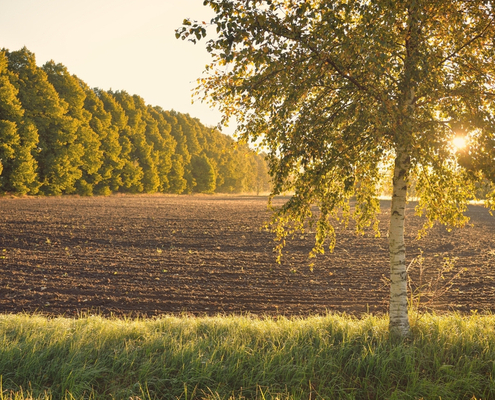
[{"left": 0, "top": 0, "right": 233, "bottom": 134}]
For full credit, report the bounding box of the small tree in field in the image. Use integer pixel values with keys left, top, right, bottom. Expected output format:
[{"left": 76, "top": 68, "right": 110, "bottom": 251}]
[{"left": 178, "top": 0, "right": 495, "bottom": 337}]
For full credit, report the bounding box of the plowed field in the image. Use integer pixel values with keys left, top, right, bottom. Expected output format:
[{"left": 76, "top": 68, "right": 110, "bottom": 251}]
[{"left": 1, "top": 195, "right": 494, "bottom": 317}]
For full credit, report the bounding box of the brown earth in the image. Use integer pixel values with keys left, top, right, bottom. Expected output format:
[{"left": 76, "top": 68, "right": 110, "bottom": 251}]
[{"left": 0, "top": 194, "right": 494, "bottom": 318}]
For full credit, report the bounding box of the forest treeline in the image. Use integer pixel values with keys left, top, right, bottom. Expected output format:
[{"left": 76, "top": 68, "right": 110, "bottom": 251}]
[{"left": 0, "top": 47, "right": 271, "bottom": 196}]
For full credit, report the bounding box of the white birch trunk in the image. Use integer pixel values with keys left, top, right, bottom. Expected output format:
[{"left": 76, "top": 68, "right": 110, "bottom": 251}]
[{"left": 388, "top": 149, "right": 410, "bottom": 336}]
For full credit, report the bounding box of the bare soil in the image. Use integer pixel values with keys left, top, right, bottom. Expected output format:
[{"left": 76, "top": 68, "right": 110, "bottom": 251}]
[{"left": 1, "top": 195, "right": 494, "bottom": 317}]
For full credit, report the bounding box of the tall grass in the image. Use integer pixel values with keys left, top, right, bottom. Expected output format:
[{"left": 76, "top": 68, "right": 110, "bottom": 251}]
[{"left": 1, "top": 312, "right": 494, "bottom": 399}]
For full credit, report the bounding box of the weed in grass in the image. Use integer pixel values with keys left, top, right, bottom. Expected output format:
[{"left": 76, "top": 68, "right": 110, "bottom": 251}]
[{"left": 407, "top": 249, "right": 466, "bottom": 313}]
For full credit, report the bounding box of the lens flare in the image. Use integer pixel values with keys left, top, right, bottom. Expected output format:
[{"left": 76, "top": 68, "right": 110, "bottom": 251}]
[{"left": 452, "top": 136, "right": 467, "bottom": 150}]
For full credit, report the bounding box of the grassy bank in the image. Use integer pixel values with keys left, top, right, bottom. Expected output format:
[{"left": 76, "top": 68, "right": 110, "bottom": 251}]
[{"left": 0, "top": 312, "right": 494, "bottom": 399}]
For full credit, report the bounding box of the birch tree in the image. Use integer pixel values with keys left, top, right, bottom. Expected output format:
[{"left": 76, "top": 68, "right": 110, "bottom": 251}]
[{"left": 178, "top": 0, "right": 495, "bottom": 336}]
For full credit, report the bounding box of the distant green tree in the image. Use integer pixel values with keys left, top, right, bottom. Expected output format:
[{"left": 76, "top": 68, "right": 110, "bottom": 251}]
[
  {"left": 191, "top": 153, "right": 216, "bottom": 193},
  {"left": 135, "top": 96, "right": 177, "bottom": 193},
  {"left": 458, "top": 127, "right": 495, "bottom": 210},
  {"left": 147, "top": 106, "right": 177, "bottom": 192},
  {"left": 43, "top": 61, "right": 103, "bottom": 195},
  {"left": 113, "top": 91, "right": 160, "bottom": 193},
  {"left": 247, "top": 152, "right": 271, "bottom": 195},
  {"left": 98, "top": 90, "right": 143, "bottom": 193},
  {"left": 6, "top": 47, "right": 83, "bottom": 195},
  {"left": 216, "top": 149, "right": 248, "bottom": 193},
  {"left": 162, "top": 111, "right": 195, "bottom": 192},
  {"left": 83, "top": 87, "right": 124, "bottom": 195},
  {"left": 167, "top": 153, "right": 188, "bottom": 194},
  {"left": 198, "top": 126, "right": 223, "bottom": 163},
  {"left": 0, "top": 50, "right": 39, "bottom": 194},
  {"left": 176, "top": 112, "right": 202, "bottom": 156},
  {"left": 458, "top": 125, "right": 495, "bottom": 181}
]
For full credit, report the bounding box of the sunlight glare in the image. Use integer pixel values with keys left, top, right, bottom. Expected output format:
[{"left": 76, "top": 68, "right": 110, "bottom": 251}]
[{"left": 452, "top": 136, "right": 467, "bottom": 151}]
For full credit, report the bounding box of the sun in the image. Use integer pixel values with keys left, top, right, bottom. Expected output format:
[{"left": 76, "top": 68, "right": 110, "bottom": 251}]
[{"left": 452, "top": 136, "right": 467, "bottom": 151}]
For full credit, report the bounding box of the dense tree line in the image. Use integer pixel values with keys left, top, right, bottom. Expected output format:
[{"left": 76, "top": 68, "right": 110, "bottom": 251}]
[{"left": 0, "top": 47, "right": 270, "bottom": 196}]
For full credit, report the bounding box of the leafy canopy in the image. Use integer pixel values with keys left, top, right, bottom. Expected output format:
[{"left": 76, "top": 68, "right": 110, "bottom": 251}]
[{"left": 178, "top": 0, "right": 495, "bottom": 256}]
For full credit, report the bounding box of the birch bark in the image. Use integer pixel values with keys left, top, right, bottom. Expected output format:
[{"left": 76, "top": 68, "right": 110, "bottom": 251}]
[
  {"left": 388, "top": 149, "right": 410, "bottom": 336},
  {"left": 387, "top": 1, "right": 420, "bottom": 336}
]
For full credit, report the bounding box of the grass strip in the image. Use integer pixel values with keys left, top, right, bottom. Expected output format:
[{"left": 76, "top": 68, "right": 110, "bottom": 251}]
[{"left": 0, "top": 312, "right": 494, "bottom": 399}]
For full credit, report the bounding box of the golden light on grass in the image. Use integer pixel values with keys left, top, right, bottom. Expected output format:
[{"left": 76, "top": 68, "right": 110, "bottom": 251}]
[{"left": 452, "top": 136, "right": 467, "bottom": 151}]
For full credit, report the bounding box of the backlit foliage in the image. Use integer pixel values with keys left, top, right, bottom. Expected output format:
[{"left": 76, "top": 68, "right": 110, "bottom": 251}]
[{"left": 0, "top": 47, "right": 271, "bottom": 195}]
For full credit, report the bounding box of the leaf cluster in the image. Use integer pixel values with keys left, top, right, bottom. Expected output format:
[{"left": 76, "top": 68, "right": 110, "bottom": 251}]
[{"left": 178, "top": 0, "right": 495, "bottom": 254}]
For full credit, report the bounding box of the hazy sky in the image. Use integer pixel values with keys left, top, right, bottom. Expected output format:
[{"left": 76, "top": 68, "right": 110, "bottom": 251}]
[{"left": 0, "top": 0, "right": 232, "bottom": 133}]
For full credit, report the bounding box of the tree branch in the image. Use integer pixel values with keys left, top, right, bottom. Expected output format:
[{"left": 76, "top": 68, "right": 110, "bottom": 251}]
[{"left": 436, "top": 15, "right": 495, "bottom": 68}]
